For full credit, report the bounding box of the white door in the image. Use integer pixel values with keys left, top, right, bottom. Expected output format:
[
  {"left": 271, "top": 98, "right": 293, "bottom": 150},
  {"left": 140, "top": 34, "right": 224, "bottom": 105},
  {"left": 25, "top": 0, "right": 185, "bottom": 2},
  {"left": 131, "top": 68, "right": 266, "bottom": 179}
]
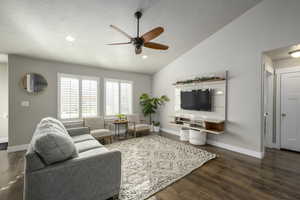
[
  {"left": 264, "top": 70, "right": 274, "bottom": 148},
  {"left": 281, "top": 71, "right": 300, "bottom": 151}
]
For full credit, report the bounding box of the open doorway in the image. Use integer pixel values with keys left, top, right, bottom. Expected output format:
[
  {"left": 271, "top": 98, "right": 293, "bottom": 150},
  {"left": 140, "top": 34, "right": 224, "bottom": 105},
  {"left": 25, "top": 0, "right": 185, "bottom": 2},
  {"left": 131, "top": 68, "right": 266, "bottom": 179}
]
[
  {"left": 262, "top": 44, "right": 300, "bottom": 152},
  {"left": 0, "top": 54, "right": 8, "bottom": 150}
]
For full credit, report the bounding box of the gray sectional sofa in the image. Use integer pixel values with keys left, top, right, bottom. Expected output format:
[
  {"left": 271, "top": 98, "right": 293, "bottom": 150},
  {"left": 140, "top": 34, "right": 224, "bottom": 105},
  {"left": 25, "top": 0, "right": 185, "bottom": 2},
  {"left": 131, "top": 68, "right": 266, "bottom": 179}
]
[{"left": 24, "top": 117, "right": 121, "bottom": 200}]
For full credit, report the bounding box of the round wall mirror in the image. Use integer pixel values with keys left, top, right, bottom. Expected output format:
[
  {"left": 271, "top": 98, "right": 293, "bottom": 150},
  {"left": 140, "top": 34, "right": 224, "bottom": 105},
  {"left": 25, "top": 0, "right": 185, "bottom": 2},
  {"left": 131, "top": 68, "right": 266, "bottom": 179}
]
[{"left": 21, "top": 73, "right": 48, "bottom": 94}]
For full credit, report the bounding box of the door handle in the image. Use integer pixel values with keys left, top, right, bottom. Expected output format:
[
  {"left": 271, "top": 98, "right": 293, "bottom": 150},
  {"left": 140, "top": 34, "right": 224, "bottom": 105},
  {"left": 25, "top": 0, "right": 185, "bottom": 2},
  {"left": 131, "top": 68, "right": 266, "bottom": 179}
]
[{"left": 281, "top": 113, "right": 286, "bottom": 117}]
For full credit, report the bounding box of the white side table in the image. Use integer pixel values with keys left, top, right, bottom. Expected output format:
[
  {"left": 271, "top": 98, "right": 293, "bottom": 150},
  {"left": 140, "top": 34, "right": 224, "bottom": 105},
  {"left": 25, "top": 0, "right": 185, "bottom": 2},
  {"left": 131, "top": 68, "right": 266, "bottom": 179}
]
[{"left": 189, "top": 130, "right": 207, "bottom": 145}]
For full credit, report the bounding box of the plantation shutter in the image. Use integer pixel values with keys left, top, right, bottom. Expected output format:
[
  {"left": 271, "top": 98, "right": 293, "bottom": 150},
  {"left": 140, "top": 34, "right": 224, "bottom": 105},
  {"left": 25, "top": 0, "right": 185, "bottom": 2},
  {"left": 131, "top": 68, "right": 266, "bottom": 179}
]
[
  {"left": 120, "top": 81, "right": 132, "bottom": 114},
  {"left": 105, "top": 80, "right": 119, "bottom": 115},
  {"left": 60, "top": 77, "right": 79, "bottom": 119},
  {"left": 82, "top": 79, "right": 98, "bottom": 118}
]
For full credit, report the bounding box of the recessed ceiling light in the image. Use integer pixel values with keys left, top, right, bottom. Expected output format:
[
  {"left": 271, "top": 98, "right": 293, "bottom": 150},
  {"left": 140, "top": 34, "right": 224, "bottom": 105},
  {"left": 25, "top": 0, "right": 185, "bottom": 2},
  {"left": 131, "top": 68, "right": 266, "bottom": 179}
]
[
  {"left": 142, "top": 55, "right": 148, "bottom": 59},
  {"left": 289, "top": 50, "right": 300, "bottom": 58},
  {"left": 65, "top": 35, "right": 75, "bottom": 42}
]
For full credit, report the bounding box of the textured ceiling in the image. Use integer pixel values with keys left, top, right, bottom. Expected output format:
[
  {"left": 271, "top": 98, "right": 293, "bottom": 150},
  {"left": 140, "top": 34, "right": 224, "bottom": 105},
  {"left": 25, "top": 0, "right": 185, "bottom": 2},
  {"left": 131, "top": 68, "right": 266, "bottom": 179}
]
[
  {"left": 0, "top": 0, "right": 261, "bottom": 74},
  {"left": 265, "top": 43, "right": 300, "bottom": 61}
]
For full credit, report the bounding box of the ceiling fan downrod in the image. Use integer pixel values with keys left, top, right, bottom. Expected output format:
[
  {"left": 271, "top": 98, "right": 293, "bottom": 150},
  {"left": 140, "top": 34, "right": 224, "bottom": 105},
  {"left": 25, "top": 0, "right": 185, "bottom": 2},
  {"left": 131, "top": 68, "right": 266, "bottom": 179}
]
[{"left": 135, "top": 11, "right": 142, "bottom": 37}]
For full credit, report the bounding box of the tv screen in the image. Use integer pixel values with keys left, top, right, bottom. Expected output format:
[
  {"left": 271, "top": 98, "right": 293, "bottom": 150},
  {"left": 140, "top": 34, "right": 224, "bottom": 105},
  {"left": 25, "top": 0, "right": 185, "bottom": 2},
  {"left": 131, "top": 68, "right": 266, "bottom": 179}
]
[{"left": 180, "top": 89, "right": 212, "bottom": 111}]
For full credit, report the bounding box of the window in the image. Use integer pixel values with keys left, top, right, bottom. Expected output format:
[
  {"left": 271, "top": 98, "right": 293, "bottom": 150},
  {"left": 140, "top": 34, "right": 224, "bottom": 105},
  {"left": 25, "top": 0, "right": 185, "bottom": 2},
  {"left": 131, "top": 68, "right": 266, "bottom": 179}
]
[
  {"left": 58, "top": 73, "right": 99, "bottom": 120},
  {"left": 59, "top": 76, "right": 79, "bottom": 119},
  {"left": 81, "top": 79, "right": 98, "bottom": 118},
  {"left": 105, "top": 79, "right": 133, "bottom": 115}
]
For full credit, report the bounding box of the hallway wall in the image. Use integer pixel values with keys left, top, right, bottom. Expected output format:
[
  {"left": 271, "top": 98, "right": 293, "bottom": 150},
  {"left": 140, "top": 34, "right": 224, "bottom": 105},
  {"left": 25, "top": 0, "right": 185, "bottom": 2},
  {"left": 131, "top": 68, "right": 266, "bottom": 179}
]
[{"left": 0, "top": 63, "right": 8, "bottom": 143}]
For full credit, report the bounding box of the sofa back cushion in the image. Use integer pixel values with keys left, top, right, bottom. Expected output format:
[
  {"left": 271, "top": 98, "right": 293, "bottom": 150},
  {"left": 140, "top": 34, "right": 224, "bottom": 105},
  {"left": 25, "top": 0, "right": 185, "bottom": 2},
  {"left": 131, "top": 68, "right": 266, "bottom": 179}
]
[{"left": 33, "top": 120, "right": 78, "bottom": 165}]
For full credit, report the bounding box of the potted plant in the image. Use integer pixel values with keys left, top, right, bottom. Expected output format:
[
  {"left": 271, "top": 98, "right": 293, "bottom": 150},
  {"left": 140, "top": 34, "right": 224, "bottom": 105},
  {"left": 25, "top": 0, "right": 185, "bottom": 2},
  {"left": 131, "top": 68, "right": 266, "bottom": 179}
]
[
  {"left": 116, "top": 114, "right": 126, "bottom": 121},
  {"left": 139, "top": 93, "right": 169, "bottom": 130},
  {"left": 153, "top": 121, "right": 160, "bottom": 132}
]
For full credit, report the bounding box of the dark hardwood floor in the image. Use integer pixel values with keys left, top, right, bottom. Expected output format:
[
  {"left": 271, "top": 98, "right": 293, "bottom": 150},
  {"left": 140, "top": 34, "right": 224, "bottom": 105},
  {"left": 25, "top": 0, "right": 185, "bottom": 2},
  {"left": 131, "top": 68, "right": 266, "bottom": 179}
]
[{"left": 1, "top": 132, "right": 300, "bottom": 200}]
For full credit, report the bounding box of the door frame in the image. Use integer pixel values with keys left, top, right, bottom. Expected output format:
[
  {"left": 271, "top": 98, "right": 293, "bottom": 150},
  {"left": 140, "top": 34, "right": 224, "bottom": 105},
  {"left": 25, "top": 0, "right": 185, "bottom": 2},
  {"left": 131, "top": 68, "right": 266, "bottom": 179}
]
[
  {"left": 275, "top": 66, "right": 300, "bottom": 149},
  {"left": 264, "top": 69, "right": 274, "bottom": 148}
]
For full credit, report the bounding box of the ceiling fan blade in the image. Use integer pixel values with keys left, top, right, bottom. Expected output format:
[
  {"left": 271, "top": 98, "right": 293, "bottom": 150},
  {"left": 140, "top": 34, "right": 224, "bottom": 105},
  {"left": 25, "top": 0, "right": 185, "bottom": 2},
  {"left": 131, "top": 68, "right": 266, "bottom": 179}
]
[
  {"left": 141, "top": 27, "right": 164, "bottom": 43},
  {"left": 135, "top": 47, "right": 142, "bottom": 55},
  {"left": 110, "top": 25, "right": 133, "bottom": 40},
  {"left": 144, "top": 42, "right": 169, "bottom": 50},
  {"left": 107, "top": 42, "right": 132, "bottom": 45}
]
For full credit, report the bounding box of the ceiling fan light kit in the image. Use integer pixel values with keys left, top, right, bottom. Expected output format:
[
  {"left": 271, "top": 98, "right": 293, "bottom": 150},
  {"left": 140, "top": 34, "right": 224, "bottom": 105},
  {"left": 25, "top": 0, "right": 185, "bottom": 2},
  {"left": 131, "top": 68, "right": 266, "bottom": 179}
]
[
  {"left": 289, "top": 50, "right": 300, "bottom": 58},
  {"left": 108, "top": 11, "right": 169, "bottom": 55}
]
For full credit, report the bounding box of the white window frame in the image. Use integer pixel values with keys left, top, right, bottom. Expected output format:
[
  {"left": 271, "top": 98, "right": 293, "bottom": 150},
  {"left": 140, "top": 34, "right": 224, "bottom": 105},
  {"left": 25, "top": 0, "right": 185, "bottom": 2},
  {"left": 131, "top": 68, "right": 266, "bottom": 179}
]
[
  {"left": 104, "top": 78, "right": 133, "bottom": 116},
  {"left": 57, "top": 73, "right": 100, "bottom": 121}
]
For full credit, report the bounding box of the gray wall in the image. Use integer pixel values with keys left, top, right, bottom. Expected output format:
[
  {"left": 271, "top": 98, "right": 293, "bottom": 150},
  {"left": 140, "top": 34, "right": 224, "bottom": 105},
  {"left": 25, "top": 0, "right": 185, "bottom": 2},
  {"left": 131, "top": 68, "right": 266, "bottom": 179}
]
[
  {"left": 0, "top": 63, "right": 8, "bottom": 141},
  {"left": 8, "top": 55, "right": 152, "bottom": 146},
  {"left": 153, "top": 0, "right": 300, "bottom": 153}
]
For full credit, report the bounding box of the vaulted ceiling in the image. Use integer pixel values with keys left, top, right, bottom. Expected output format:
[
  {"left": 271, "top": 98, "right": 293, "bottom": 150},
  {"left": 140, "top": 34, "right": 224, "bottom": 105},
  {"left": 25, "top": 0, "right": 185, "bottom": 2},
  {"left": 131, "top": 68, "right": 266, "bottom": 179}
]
[{"left": 0, "top": 0, "right": 261, "bottom": 74}]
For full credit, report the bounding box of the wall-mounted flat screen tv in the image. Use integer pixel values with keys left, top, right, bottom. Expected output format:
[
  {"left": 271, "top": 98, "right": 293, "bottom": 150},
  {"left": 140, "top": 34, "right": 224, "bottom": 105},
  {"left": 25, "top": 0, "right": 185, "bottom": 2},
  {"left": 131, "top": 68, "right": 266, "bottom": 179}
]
[{"left": 180, "top": 89, "right": 212, "bottom": 111}]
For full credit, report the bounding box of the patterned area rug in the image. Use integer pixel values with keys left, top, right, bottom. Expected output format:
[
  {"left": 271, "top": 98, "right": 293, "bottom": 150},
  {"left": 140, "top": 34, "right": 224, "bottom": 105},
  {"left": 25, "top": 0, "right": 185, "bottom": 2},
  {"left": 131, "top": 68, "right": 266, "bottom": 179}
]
[{"left": 106, "top": 135, "right": 216, "bottom": 200}]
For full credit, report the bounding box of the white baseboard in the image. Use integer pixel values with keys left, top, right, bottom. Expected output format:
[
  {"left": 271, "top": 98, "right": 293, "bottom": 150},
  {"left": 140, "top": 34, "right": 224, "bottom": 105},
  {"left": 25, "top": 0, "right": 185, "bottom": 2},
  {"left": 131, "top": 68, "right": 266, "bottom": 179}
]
[
  {"left": 7, "top": 144, "right": 28, "bottom": 153},
  {"left": 161, "top": 128, "right": 179, "bottom": 136},
  {"left": 0, "top": 137, "right": 8, "bottom": 143},
  {"left": 161, "top": 128, "right": 264, "bottom": 159},
  {"left": 206, "top": 139, "right": 264, "bottom": 159}
]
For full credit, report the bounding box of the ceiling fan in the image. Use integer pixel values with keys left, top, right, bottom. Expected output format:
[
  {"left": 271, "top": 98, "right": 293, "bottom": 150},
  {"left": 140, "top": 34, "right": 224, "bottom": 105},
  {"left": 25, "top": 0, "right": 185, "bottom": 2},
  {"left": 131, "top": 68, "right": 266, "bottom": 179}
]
[{"left": 108, "top": 11, "right": 169, "bottom": 55}]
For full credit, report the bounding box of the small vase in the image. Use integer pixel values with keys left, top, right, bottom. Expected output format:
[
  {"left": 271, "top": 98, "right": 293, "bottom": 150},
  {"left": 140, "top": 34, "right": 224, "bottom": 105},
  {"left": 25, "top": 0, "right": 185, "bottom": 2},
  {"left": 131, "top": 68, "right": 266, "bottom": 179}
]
[{"left": 150, "top": 124, "right": 154, "bottom": 132}]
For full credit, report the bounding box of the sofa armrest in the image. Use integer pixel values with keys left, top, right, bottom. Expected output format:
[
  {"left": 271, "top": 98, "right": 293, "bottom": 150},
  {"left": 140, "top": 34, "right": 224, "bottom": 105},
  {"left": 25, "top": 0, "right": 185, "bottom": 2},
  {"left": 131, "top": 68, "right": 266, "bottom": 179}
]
[
  {"left": 24, "top": 150, "right": 121, "bottom": 200},
  {"left": 67, "top": 127, "right": 90, "bottom": 136}
]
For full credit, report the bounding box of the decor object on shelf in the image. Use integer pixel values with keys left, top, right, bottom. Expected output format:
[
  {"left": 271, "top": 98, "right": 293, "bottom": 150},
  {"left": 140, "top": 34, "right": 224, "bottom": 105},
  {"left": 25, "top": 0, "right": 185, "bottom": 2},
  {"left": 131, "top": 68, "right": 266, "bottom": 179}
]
[
  {"left": 108, "top": 11, "right": 169, "bottom": 55},
  {"left": 173, "top": 71, "right": 227, "bottom": 86},
  {"left": 173, "top": 76, "right": 225, "bottom": 85},
  {"left": 189, "top": 130, "right": 207, "bottom": 145},
  {"left": 170, "top": 116, "right": 225, "bottom": 135},
  {"left": 21, "top": 73, "right": 48, "bottom": 94},
  {"left": 106, "top": 135, "right": 216, "bottom": 200},
  {"left": 152, "top": 121, "right": 160, "bottom": 132},
  {"left": 180, "top": 128, "right": 189, "bottom": 141},
  {"left": 139, "top": 93, "right": 169, "bottom": 123}
]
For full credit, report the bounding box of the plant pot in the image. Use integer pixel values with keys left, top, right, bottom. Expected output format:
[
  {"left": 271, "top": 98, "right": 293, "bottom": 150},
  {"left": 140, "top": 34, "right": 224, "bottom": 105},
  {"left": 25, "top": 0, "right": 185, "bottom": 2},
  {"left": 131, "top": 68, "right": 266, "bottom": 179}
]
[
  {"left": 180, "top": 128, "right": 189, "bottom": 141},
  {"left": 153, "top": 126, "right": 160, "bottom": 132},
  {"left": 189, "top": 130, "right": 207, "bottom": 145},
  {"left": 150, "top": 124, "right": 154, "bottom": 132}
]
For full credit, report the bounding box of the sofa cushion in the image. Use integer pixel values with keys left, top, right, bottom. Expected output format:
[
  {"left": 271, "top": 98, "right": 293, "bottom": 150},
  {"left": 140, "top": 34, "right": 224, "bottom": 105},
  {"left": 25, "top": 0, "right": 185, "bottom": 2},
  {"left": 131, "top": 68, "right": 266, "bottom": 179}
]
[
  {"left": 90, "top": 129, "right": 113, "bottom": 138},
  {"left": 75, "top": 140, "right": 103, "bottom": 153},
  {"left": 78, "top": 147, "right": 109, "bottom": 158},
  {"left": 33, "top": 123, "right": 78, "bottom": 165},
  {"left": 72, "top": 134, "right": 95, "bottom": 143}
]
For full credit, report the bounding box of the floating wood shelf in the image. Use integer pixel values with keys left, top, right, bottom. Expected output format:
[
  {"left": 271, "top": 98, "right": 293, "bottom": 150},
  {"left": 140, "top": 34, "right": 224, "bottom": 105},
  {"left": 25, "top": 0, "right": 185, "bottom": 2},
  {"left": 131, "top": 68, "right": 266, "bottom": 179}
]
[
  {"left": 169, "top": 116, "right": 225, "bottom": 135},
  {"left": 173, "top": 77, "right": 226, "bottom": 86}
]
